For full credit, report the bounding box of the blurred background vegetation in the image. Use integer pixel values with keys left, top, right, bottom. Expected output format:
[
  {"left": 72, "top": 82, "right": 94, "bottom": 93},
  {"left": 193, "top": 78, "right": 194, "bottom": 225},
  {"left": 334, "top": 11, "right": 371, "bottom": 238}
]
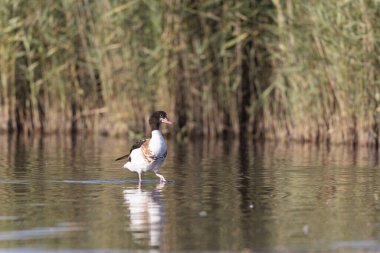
[{"left": 0, "top": 0, "right": 379, "bottom": 146}]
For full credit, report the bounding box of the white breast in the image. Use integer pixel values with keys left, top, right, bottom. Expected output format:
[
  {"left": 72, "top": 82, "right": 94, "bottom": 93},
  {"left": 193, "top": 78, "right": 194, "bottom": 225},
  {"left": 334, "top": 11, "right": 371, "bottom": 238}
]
[{"left": 149, "top": 130, "right": 167, "bottom": 156}]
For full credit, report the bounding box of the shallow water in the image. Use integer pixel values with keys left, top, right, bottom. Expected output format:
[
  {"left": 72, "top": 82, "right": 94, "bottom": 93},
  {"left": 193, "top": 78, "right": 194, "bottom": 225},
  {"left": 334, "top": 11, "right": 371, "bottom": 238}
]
[{"left": 0, "top": 135, "right": 380, "bottom": 252}]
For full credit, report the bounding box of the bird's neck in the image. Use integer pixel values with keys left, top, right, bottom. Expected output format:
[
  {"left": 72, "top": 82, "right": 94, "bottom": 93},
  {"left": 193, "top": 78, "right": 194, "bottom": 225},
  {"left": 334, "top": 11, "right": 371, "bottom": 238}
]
[
  {"left": 151, "top": 130, "right": 163, "bottom": 139},
  {"left": 149, "top": 122, "right": 160, "bottom": 131},
  {"left": 150, "top": 130, "right": 166, "bottom": 155}
]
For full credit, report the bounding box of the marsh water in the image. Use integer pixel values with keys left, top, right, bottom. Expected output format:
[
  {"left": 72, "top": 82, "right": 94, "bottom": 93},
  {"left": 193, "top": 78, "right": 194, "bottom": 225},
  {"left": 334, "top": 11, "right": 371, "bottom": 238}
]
[{"left": 0, "top": 135, "right": 380, "bottom": 252}]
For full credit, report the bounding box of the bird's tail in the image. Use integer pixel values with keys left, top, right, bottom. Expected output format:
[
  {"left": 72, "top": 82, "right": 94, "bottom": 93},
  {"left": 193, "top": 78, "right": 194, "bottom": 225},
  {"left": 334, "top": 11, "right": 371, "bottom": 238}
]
[
  {"left": 123, "top": 162, "right": 131, "bottom": 169},
  {"left": 115, "top": 153, "right": 130, "bottom": 161}
]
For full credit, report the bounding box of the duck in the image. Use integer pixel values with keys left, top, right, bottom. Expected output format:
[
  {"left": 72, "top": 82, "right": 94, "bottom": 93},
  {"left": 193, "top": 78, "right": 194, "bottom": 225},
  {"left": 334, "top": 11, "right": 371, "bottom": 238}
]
[{"left": 115, "top": 111, "right": 173, "bottom": 182}]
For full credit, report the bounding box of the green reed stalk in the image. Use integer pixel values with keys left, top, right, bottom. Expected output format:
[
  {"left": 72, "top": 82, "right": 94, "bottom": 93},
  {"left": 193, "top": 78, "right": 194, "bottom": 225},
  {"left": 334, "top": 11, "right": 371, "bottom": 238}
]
[{"left": 0, "top": 0, "right": 378, "bottom": 145}]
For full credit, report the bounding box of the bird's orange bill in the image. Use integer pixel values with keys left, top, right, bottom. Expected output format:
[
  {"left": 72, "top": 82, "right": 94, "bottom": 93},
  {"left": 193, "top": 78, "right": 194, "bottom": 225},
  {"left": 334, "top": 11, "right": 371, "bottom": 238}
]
[{"left": 162, "top": 118, "right": 173, "bottom": 125}]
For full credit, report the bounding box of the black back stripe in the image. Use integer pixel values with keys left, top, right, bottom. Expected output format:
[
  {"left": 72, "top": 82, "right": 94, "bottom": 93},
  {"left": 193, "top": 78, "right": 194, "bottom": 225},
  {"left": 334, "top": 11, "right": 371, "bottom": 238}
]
[
  {"left": 130, "top": 139, "right": 147, "bottom": 153},
  {"left": 115, "top": 139, "right": 147, "bottom": 162}
]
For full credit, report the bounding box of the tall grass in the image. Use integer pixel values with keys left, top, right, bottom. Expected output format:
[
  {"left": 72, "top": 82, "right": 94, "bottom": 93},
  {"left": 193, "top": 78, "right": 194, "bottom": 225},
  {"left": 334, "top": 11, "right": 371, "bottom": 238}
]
[
  {"left": 0, "top": 0, "right": 379, "bottom": 146},
  {"left": 270, "top": 0, "right": 380, "bottom": 146}
]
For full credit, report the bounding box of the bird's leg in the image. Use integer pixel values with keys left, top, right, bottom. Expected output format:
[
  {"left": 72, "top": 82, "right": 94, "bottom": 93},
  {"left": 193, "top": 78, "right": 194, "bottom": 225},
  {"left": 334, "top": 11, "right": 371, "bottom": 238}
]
[
  {"left": 155, "top": 172, "right": 166, "bottom": 182},
  {"left": 138, "top": 172, "right": 142, "bottom": 183}
]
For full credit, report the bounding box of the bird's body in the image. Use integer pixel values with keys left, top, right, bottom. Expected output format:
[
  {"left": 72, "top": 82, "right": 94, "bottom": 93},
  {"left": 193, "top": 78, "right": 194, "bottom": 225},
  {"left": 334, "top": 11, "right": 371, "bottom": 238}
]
[
  {"left": 124, "top": 130, "right": 167, "bottom": 174},
  {"left": 115, "top": 111, "right": 172, "bottom": 182}
]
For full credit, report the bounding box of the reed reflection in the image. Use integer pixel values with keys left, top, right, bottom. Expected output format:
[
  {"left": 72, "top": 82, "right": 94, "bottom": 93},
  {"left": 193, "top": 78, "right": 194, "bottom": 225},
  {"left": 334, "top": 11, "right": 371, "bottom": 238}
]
[{"left": 123, "top": 183, "right": 165, "bottom": 248}]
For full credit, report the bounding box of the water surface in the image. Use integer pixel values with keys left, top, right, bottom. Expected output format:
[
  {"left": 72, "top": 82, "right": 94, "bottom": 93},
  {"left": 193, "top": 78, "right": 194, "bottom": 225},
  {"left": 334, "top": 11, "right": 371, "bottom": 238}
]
[{"left": 0, "top": 135, "right": 379, "bottom": 252}]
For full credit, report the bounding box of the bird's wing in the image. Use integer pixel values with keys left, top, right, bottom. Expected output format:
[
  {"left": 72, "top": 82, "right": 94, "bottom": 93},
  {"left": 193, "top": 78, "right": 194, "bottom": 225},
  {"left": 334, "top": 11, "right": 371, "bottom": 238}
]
[
  {"left": 140, "top": 139, "right": 152, "bottom": 161},
  {"left": 114, "top": 139, "right": 148, "bottom": 161}
]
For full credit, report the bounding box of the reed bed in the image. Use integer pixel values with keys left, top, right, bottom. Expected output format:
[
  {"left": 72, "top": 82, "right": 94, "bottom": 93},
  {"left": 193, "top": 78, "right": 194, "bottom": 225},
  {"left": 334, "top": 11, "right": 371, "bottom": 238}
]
[{"left": 0, "top": 0, "right": 379, "bottom": 146}]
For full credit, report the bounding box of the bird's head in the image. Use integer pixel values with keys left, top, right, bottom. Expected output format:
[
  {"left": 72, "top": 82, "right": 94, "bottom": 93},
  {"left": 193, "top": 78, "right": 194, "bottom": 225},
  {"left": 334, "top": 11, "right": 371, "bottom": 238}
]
[{"left": 149, "top": 111, "right": 173, "bottom": 130}]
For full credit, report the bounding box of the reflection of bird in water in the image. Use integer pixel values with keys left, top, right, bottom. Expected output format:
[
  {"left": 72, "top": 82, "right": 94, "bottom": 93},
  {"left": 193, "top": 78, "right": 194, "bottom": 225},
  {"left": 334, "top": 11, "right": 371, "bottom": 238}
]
[{"left": 123, "top": 183, "right": 165, "bottom": 247}]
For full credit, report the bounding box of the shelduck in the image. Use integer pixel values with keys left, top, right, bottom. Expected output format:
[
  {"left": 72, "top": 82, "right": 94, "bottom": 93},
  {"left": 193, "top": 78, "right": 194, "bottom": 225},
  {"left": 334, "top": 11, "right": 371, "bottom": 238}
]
[{"left": 115, "top": 111, "right": 173, "bottom": 182}]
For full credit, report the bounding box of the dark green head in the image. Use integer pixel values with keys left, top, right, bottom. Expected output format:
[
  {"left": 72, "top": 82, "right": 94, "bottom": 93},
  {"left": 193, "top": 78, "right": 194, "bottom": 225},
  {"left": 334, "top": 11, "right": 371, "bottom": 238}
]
[{"left": 149, "top": 111, "right": 173, "bottom": 130}]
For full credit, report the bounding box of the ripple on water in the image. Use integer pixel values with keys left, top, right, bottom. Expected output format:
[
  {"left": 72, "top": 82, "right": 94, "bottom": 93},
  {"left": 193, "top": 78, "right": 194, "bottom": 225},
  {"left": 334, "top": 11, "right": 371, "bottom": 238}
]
[
  {"left": 0, "top": 180, "right": 29, "bottom": 185},
  {"left": 0, "top": 224, "right": 82, "bottom": 241},
  {"left": 0, "top": 216, "right": 18, "bottom": 221},
  {"left": 49, "top": 179, "right": 174, "bottom": 184}
]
